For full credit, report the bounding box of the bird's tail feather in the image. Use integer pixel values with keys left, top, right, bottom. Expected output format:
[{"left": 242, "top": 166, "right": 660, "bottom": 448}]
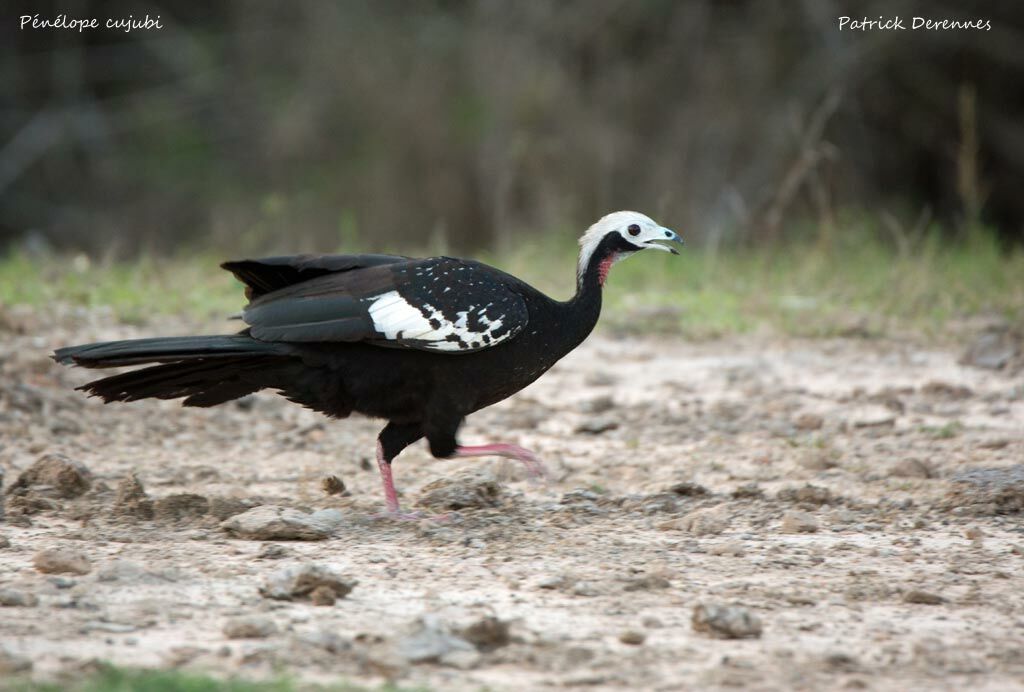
[
  {"left": 53, "top": 335, "right": 277, "bottom": 368},
  {"left": 53, "top": 335, "right": 292, "bottom": 407}
]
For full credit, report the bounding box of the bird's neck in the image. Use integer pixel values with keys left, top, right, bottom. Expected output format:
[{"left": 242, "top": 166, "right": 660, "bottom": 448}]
[{"left": 554, "top": 236, "right": 625, "bottom": 347}]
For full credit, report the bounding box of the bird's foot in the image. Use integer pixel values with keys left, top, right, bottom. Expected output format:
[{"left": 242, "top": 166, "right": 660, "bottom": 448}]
[{"left": 455, "top": 443, "right": 549, "bottom": 485}]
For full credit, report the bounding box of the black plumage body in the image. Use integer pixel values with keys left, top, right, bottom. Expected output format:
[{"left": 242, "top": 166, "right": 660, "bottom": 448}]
[{"left": 54, "top": 212, "right": 681, "bottom": 514}]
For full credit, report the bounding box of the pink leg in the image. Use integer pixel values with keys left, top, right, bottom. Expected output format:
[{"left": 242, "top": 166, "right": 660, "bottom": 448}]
[
  {"left": 376, "top": 440, "right": 402, "bottom": 514},
  {"left": 373, "top": 441, "right": 447, "bottom": 522},
  {"left": 454, "top": 443, "right": 547, "bottom": 483}
]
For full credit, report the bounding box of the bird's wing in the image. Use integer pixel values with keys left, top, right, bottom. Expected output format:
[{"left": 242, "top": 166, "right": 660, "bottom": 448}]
[
  {"left": 222, "top": 254, "right": 409, "bottom": 300},
  {"left": 240, "top": 257, "right": 529, "bottom": 353}
]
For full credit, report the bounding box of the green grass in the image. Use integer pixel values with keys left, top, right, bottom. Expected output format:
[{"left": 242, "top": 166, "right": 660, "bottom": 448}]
[
  {"left": 4, "top": 666, "right": 420, "bottom": 692},
  {"left": 2, "top": 227, "right": 1022, "bottom": 339},
  {"left": 479, "top": 228, "right": 1024, "bottom": 339}
]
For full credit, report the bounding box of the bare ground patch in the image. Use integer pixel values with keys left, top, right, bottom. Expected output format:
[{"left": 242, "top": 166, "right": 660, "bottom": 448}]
[{"left": 2, "top": 309, "right": 1023, "bottom": 690}]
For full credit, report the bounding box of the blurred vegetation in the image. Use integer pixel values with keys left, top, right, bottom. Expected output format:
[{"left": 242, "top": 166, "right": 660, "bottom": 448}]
[
  {"left": 2, "top": 0, "right": 1023, "bottom": 257},
  {"left": 6, "top": 665, "right": 421, "bottom": 692},
  {"left": 4, "top": 220, "right": 1021, "bottom": 338}
]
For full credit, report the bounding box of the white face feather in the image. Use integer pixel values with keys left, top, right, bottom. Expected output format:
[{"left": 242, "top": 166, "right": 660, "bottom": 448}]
[{"left": 577, "top": 210, "right": 677, "bottom": 282}]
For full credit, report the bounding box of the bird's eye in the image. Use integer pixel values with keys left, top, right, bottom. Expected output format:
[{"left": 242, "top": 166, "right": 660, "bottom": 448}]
[{"left": 627, "top": 224, "right": 641, "bottom": 236}]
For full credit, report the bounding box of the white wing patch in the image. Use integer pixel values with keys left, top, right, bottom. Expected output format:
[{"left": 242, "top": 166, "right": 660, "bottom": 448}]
[{"left": 366, "top": 290, "right": 510, "bottom": 351}]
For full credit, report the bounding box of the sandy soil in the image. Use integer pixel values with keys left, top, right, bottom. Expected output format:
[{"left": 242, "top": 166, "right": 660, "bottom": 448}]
[{"left": 1, "top": 306, "right": 1023, "bottom": 691}]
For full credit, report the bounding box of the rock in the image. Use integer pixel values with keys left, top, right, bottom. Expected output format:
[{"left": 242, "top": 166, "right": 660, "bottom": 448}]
[
  {"left": 0, "top": 467, "right": 5, "bottom": 520},
  {"left": 794, "top": 413, "right": 824, "bottom": 431},
  {"left": 904, "top": 589, "right": 945, "bottom": 605},
  {"left": 889, "top": 458, "right": 934, "bottom": 479},
  {"left": 260, "top": 563, "right": 357, "bottom": 601},
  {"left": 223, "top": 615, "right": 277, "bottom": 639},
  {"left": 416, "top": 471, "right": 501, "bottom": 511},
  {"left": 396, "top": 617, "right": 475, "bottom": 664},
  {"left": 257, "top": 544, "right": 289, "bottom": 560},
  {"left": 574, "top": 415, "right": 619, "bottom": 435},
  {"left": 0, "top": 535, "right": 9, "bottom": 549},
  {"left": 310, "top": 585, "right": 336, "bottom": 606},
  {"left": 33, "top": 548, "right": 91, "bottom": 575},
  {"left": 920, "top": 381, "right": 973, "bottom": 400},
  {"left": 8, "top": 453, "right": 92, "bottom": 498},
  {"left": 221, "top": 505, "right": 344, "bottom": 540},
  {"left": 848, "top": 405, "right": 896, "bottom": 428},
  {"left": 95, "top": 559, "right": 176, "bottom": 585},
  {"left": 82, "top": 621, "right": 138, "bottom": 634},
  {"left": 440, "top": 648, "right": 482, "bottom": 670},
  {"left": 0, "top": 647, "right": 32, "bottom": 674},
  {"left": 0, "top": 589, "right": 38, "bottom": 607},
  {"left": 537, "top": 575, "right": 569, "bottom": 590},
  {"left": 295, "top": 629, "right": 349, "bottom": 654},
  {"left": 692, "top": 604, "right": 763, "bottom": 639},
  {"left": 579, "top": 395, "right": 615, "bottom": 414},
  {"left": 668, "top": 481, "right": 709, "bottom": 497},
  {"left": 708, "top": 541, "right": 746, "bottom": 557},
  {"left": 776, "top": 484, "right": 834, "bottom": 506},
  {"left": 208, "top": 496, "right": 258, "bottom": 520},
  {"left": 944, "top": 466, "right": 1024, "bottom": 515},
  {"left": 959, "top": 326, "right": 1021, "bottom": 371},
  {"left": 665, "top": 505, "right": 730, "bottom": 535},
  {"left": 584, "top": 372, "right": 618, "bottom": 387},
  {"left": 112, "top": 472, "right": 154, "bottom": 519},
  {"left": 619, "top": 630, "right": 646, "bottom": 645},
  {"left": 731, "top": 483, "right": 764, "bottom": 499},
  {"left": 460, "top": 616, "right": 510, "bottom": 652},
  {"left": 5, "top": 493, "right": 59, "bottom": 516},
  {"left": 798, "top": 446, "right": 841, "bottom": 471},
  {"left": 628, "top": 493, "right": 680, "bottom": 514},
  {"left": 321, "top": 475, "right": 346, "bottom": 496},
  {"left": 153, "top": 494, "right": 209, "bottom": 522},
  {"left": 572, "top": 581, "right": 600, "bottom": 597},
  {"left": 781, "top": 510, "right": 819, "bottom": 533},
  {"left": 624, "top": 574, "right": 671, "bottom": 591},
  {"left": 361, "top": 645, "right": 410, "bottom": 678}
]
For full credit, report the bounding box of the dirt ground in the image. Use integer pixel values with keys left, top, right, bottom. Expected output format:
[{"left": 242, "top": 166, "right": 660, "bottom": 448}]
[{"left": 2, "top": 306, "right": 1023, "bottom": 691}]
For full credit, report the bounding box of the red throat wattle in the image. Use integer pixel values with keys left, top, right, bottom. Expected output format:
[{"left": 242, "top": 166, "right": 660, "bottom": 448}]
[{"left": 598, "top": 254, "right": 618, "bottom": 286}]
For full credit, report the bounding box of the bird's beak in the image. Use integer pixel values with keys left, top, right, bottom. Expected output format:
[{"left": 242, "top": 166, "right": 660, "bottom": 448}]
[{"left": 645, "top": 228, "right": 684, "bottom": 255}]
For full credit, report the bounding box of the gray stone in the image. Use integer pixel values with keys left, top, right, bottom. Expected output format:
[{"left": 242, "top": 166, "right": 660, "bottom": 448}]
[
  {"left": 221, "top": 505, "right": 343, "bottom": 540},
  {"left": 260, "top": 563, "right": 357, "bottom": 601},
  {"left": 692, "top": 603, "right": 763, "bottom": 639},
  {"left": 417, "top": 471, "right": 501, "bottom": 511},
  {"left": 8, "top": 453, "right": 92, "bottom": 498},
  {"left": 223, "top": 615, "right": 277, "bottom": 639},
  {"left": 396, "top": 617, "right": 475, "bottom": 664},
  {"left": 33, "top": 548, "right": 91, "bottom": 575},
  {"left": 781, "top": 510, "right": 819, "bottom": 533},
  {"left": 0, "top": 589, "right": 38, "bottom": 607},
  {"left": 0, "top": 647, "right": 32, "bottom": 674},
  {"left": 574, "top": 415, "right": 619, "bottom": 435}
]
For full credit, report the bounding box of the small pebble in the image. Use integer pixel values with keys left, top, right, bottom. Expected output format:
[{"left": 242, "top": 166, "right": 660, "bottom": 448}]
[
  {"left": 781, "top": 510, "right": 819, "bottom": 534},
  {"left": 310, "top": 585, "right": 336, "bottom": 606},
  {"left": 692, "top": 603, "right": 762, "bottom": 639},
  {"left": 619, "top": 630, "right": 646, "bottom": 645},
  {"left": 794, "top": 413, "right": 824, "bottom": 431},
  {"left": 0, "top": 589, "right": 39, "bottom": 607},
  {"left": 904, "top": 589, "right": 945, "bottom": 605},
  {"left": 33, "top": 548, "right": 92, "bottom": 575},
  {"left": 223, "top": 615, "right": 278, "bottom": 639}
]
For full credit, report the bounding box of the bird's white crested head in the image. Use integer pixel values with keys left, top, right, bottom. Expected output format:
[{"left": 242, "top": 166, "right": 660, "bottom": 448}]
[{"left": 577, "top": 210, "right": 682, "bottom": 285}]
